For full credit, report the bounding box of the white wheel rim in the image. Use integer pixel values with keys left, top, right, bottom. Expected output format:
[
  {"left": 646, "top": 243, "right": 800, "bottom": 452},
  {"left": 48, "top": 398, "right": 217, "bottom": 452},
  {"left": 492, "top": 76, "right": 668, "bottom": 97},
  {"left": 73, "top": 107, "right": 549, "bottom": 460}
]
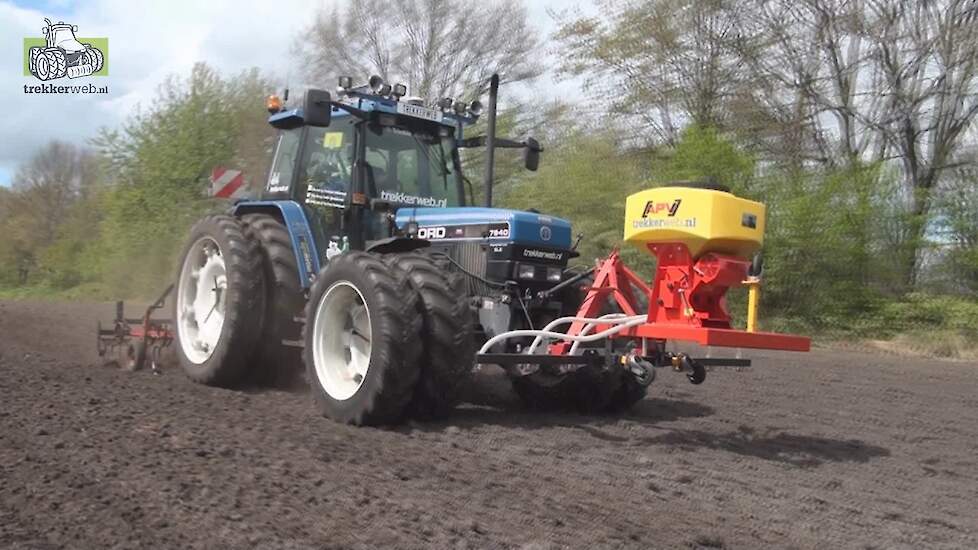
[
  {"left": 312, "top": 281, "right": 372, "bottom": 401},
  {"left": 177, "top": 237, "right": 228, "bottom": 364}
]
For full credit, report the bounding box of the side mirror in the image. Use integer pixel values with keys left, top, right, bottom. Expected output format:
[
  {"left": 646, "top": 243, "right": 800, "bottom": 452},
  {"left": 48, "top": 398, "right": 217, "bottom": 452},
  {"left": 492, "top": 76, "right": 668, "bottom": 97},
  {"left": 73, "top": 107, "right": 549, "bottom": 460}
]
[
  {"left": 523, "top": 137, "right": 542, "bottom": 172},
  {"left": 303, "top": 89, "right": 332, "bottom": 127}
]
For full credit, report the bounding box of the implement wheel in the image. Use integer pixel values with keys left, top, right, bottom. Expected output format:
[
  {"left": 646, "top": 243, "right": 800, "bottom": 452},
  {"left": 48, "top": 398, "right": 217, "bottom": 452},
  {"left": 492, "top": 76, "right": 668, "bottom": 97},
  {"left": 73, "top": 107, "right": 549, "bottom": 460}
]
[
  {"left": 384, "top": 252, "right": 474, "bottom": 420},
  {"left": 173, "top": 215, "right": 263, "bottom": 387},
  {"left": 303, "top": 252, "right": 422, "bottom": 425}
]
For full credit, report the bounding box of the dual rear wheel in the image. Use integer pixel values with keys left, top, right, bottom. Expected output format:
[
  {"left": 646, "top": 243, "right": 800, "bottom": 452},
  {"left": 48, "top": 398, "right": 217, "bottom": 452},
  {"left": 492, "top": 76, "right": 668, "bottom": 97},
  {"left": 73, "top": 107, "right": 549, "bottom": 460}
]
[
  {"left": 173, "top": 214, "right": 472, "bottom": 425},
  {"left": 302, "top": 251, "right": 473, "bottom": 425}
]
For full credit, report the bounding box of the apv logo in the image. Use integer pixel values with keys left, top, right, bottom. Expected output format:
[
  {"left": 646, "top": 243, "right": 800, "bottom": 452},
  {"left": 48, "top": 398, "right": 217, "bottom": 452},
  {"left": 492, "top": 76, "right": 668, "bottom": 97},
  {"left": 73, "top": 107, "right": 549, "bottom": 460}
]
[
  {"left": 24, "top": 18, "right": 107, "bottom": 81},
  {"left": 642, "top": 199, "right": 682, "bottom": 218}
]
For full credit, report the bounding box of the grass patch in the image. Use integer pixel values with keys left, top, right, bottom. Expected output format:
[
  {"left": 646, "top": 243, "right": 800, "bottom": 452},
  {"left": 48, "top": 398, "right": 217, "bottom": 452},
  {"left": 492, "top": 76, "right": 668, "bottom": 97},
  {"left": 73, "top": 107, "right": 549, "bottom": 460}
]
[{"left": 0, "top": 282, "right": 117, "bottom": 302}]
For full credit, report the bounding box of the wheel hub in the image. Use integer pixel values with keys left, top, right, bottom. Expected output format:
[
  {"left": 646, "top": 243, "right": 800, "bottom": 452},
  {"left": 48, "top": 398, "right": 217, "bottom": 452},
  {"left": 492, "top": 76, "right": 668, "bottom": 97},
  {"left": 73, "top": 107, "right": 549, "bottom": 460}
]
[
  {"left": 177, "top": 238, "right": 227, "bottom": 364},
  {"left": 312, "top": 281, "right": 372, "bottom": 401}
]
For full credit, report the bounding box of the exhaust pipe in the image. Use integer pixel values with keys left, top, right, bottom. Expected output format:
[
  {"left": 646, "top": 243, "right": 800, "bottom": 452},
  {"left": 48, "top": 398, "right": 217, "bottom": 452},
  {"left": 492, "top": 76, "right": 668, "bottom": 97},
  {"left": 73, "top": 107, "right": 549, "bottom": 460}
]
[{"left": 482, "top": 73, "right": 499, "bottom": 208}]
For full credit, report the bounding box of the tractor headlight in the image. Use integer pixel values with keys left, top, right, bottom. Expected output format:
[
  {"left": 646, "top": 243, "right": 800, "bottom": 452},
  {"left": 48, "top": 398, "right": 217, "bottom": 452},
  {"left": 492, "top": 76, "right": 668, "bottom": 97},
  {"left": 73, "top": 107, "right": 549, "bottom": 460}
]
[
  {"left": 378, "top": 83, "right": 392, "bottom": 97},
  {"left": 453, "top": 100, "right": 467, "bottom": 115},
  {"left": 517, "top": 263, "right": 536, "bottom": 280},
  {"left": 338, "top": 76, "right": 353, "bottom": 90},
  {"left": 547, "top": 267, "right": 563, "bottom": 283},
  {"left": 438, "top": 97, "right": 454, "bottom": 111},
  {"left": 392, "top": 83, "right": 407, "bottom": 98},
  {"left": 468, "top": 100, "right": 484, "bottom": 117}
]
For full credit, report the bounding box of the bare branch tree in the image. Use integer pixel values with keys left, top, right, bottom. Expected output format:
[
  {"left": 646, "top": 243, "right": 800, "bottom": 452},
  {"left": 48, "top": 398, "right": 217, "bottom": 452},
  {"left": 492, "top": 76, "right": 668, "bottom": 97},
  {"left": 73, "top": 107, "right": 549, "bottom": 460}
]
[
  {"left": 736, "top": 0, "right": 978, "bottom": 286},
  {"left": 554, "top": 0, "right": 744, "bottom": 144},
  {"left": 297, "top": 0, "right": 544, "bottom": 102}
]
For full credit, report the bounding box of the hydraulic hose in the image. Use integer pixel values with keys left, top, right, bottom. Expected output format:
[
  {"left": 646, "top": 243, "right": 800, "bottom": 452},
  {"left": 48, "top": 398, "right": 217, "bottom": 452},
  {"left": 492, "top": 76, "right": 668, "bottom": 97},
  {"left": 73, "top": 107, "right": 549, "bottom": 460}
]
[
  {"left": 478, "top": 315, "right": 648, "bottom": 355},
  {"left": 527, "top": 313, "right": 635, "bottom": 354}
]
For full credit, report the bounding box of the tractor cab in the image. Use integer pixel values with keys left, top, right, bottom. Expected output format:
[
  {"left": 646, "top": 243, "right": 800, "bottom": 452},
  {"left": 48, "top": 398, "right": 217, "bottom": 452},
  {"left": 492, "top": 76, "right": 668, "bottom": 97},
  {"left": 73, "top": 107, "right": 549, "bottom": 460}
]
[
  {"left": 261, "top": 90, "right": 469, "bottom": 252},
  {"left": 42, "top": 19, "right": 86, "bottom": 53},
  {"left": 249, "top": 75, "right": 572, "bottom": 333}
]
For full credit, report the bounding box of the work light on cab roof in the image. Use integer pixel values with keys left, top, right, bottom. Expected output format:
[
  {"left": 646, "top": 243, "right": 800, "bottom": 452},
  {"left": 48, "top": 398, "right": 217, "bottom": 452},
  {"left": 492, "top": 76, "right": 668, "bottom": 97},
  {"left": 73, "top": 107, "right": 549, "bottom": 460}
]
[{"left": 333, "top": 74, "right": 484, "bottom": 119}]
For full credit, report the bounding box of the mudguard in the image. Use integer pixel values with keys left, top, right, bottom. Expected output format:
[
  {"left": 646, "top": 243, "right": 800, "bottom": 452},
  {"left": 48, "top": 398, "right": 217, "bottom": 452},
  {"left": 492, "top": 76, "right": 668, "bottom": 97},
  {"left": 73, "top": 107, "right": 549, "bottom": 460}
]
[{"left": 232, "top": 200, "right": 321, "bottom": 288}]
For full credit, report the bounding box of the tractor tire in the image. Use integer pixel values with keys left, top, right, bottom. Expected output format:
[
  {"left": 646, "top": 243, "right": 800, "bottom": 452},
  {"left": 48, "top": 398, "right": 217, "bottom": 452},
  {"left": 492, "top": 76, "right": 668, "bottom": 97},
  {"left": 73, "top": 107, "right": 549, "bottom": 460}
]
[
  {"left": 42, "top": 49, "right": 67, "bottom": 80},
  {"left": 28, "top": 47, "right": 40, "bottom": 76},
  {"left": 83, "top": 45, "right": 104, "bottom": 72},
  {"left": 511, "top": 366, "right": 622, "bottom": 413},
  {"left": 608, "top": 372, "right": 649, "bottom": 412},
  {"left": 240, "top": 213, "right": 304, "bottom": 386},
  {"left": 511, "top": 281, "right": 649, "bottom": 413},
  {"left": 383, "top": 252, "right": 474, "bottom": 420},
  {"left": 303, "top": 252, "right": 422, "bottom": 425},
  {"left": 173, "top": 215, "right": 263, "bottom": 387},
  {"left": 32, "top": 50, "right": 51, "bottom": 80}
]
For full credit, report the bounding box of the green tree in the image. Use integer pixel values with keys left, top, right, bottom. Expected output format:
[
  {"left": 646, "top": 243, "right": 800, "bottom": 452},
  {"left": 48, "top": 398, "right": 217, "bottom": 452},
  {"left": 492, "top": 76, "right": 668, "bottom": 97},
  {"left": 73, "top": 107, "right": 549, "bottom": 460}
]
[
  {"left": 650, "top": 125, "right": 754, "bottom": 190},
  {"left": 94, "top": 63, "right": 274, "bottom": 296}
]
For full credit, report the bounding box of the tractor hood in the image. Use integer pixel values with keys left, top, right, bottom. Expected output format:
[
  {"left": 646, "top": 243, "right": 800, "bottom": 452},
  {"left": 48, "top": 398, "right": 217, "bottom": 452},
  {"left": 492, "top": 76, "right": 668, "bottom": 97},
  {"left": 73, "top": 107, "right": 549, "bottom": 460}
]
[{"left": 394, "top": 207, "right": 572, "bottom": 249}]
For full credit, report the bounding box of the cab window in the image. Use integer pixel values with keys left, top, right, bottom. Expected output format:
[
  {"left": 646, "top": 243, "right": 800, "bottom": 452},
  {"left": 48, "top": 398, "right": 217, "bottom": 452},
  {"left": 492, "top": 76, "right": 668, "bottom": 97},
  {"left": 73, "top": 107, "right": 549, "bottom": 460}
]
[{"left": 266, "top": 130, "right": 301, "bottom": 193}]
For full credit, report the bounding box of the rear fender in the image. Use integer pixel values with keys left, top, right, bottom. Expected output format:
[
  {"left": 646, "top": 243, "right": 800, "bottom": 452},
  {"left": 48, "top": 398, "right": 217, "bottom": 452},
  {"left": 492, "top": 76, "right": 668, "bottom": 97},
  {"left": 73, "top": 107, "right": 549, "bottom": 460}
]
[{"left": 232, "top": 201, "right": 320, "bottom": 289}]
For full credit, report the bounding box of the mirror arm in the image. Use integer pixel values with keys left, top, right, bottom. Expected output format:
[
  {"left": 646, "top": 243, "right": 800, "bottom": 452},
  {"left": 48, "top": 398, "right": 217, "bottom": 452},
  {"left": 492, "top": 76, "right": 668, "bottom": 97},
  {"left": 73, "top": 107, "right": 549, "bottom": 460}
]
[
  {"left": 457, "top": 135, "right": 541, "bottom": 150},
  {"left": 329, "top": 101, "right": 368, "bottom": 119}
]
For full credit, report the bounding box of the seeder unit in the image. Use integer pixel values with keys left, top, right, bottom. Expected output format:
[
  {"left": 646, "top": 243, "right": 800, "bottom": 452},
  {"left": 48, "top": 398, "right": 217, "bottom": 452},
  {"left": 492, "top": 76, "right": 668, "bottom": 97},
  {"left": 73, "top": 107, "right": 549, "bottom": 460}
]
[{"left": 477, "top": 184, "right": 810, "bottom": 387}]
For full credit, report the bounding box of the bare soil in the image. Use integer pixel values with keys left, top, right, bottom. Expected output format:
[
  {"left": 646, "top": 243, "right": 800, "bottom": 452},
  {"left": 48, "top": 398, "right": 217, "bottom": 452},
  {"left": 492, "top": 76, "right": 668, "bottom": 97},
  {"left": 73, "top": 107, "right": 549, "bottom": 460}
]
[{"left": 1, "top": 299, "right": 977, "bottom": 549}]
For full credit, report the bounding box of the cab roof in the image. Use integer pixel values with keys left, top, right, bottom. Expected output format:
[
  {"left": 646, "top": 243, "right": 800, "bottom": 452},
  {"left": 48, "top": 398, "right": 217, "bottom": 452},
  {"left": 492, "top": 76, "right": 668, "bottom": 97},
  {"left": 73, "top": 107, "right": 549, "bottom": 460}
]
[{"left": 268, "top": 91, "right": 475, "bottom": 131}]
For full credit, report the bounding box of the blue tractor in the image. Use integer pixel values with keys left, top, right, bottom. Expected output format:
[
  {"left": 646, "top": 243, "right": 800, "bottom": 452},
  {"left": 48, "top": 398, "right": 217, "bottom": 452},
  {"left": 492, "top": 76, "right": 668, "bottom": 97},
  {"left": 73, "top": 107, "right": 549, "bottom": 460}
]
[{"left": 172, "top": 74, "right": 645, "bottom": 425}]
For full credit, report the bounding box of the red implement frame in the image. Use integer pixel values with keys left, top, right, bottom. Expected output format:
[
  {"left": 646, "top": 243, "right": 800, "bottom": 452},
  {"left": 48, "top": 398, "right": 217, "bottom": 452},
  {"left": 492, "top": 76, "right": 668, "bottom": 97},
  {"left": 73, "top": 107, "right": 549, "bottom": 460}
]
[{"left": 550, "top": 245, "right": 810, "bottom": 355}]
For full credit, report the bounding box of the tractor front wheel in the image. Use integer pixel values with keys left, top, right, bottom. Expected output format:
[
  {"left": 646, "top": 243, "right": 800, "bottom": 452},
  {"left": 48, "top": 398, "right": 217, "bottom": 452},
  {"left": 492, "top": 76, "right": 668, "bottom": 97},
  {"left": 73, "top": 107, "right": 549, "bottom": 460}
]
[
  {"left": 303, "top": 252, "right": 422, "bottom": 425},
  {"left": 83, "top": 45, "right": 104, "bottom": 72},
  {"left": 174, "top": 215, "right": 263, "bottom": 387},
  {"left": 511, "top": 367, "right": 623, "bottom": 413},
  {"left": 40, "top": 49, "right": 67, "bottom": 80},
  {"left": 383, "top": 252, "right": 474, "bottom": 420}
]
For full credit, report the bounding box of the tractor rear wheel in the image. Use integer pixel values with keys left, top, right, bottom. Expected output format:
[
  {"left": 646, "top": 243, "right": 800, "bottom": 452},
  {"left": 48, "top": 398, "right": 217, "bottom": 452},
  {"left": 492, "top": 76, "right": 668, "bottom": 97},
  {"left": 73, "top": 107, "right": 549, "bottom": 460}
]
[
  {"left": 383, "top": 252, "right": 474, "bottom": 420},
  {"left": 303, "top": 252, "right": 422, "bottom": 425},
  {"left": 174, "top": 215, "right": 263, "bottom": 387},
  {"left": 241, "top": 213, "right": 304, "bottom": 386},
  {"left": 28, "top": 47, "right": 40, "bottom": 76}
]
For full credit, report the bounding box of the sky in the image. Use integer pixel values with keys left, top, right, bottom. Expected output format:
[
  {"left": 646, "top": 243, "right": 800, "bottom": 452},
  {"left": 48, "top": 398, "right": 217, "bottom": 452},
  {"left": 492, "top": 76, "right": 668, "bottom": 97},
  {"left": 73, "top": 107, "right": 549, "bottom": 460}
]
[{"left": 0, "top": 0, "right": 589, "bottom": 187}]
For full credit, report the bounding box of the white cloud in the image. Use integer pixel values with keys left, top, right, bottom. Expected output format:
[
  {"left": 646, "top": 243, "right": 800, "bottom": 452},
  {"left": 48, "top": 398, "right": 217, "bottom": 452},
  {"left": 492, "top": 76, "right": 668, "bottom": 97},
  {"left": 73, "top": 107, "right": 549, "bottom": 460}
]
[
  {"left": 0, "top": 0, "right": 311, "bottom": 184},
  {"left": 0, "top": 0, "right": 586, "bottom": 186}
]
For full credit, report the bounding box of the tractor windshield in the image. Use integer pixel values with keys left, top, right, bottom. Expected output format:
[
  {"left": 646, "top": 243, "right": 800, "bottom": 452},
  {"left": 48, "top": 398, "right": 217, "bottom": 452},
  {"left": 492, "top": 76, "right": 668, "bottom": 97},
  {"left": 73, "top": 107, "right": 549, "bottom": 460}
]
[
  {"left": 363, "top": 124, "right": 461, "bottom": 208},
  {"left": 298, "top": 120, "right": 462, "bottom": 208},
  {"left": 50, "top": 26, "right": 81, "bottom": 50}
]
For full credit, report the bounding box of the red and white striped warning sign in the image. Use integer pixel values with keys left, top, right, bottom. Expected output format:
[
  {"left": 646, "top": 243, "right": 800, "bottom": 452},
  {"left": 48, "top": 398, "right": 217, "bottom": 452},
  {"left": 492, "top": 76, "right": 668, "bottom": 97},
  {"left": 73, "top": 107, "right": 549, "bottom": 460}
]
[{"left": 210, "top": 167, "right": 247, "bottom": 199}]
